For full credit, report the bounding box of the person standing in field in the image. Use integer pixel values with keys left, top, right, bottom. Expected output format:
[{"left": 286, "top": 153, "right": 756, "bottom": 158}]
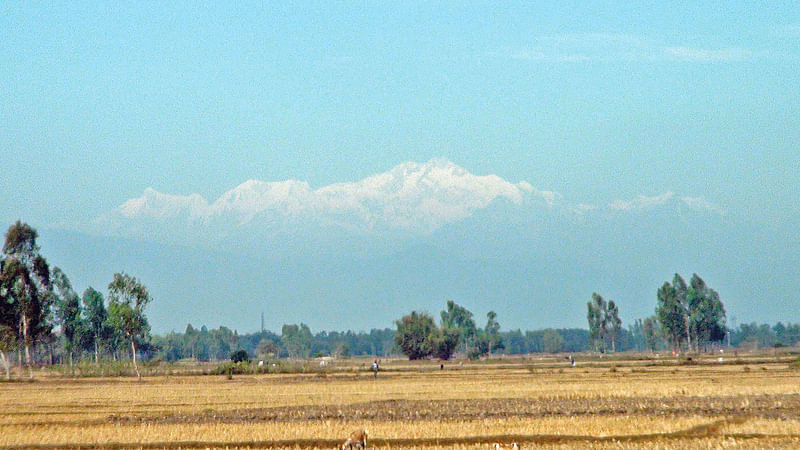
[{"left": 372, "top": 360, "right": 379, "bottom": 378}]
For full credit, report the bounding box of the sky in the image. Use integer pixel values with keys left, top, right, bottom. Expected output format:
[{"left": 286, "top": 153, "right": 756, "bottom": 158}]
[
  {"left": 1, "top": 3, "right": 799, "bottom": 333},
  {"left": 2, "top": 2, "right": 798, "bottom": 229}
]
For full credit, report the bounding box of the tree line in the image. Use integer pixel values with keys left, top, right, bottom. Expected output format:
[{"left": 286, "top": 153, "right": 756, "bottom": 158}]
[
  {"left": 0, "top": 221, "right": 153, "bottom": 379},
  {"left": 2, "top": 221, "right": 798, "bottom": 377}
]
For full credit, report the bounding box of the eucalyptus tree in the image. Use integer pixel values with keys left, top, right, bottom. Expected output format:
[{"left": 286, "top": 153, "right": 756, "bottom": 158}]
[
  {"left": 440, "top": 300, "right": 477, "bottom": 353},
  {"left": 107, "top": 272, "right": 152, "bottom": 379},
  {"left": 606, "top": 300, "right": 622, "bottom": 352},
  {"left": 52, "top": 267, "right": 86, "bottom": 370},
  {"left": 2, "top": 221, "right": 53, "bottom": 377},
  {"left": 587, "top": 293, "right": 608, "bottom": 352},
  {"left": 82, "top": 287, "right": 108, "bottom": 362},
  {"left": 484, "top": 310, "right": 504, "bottom": 354},
  {"left": 656, "top": 281, "right": 687, "bottom": 353},
  {"left": 687, "top": 274, "right": 726, "bottom": 350},
  {"left": 0, "top": 259, "right": 18, "bottom": 379}
]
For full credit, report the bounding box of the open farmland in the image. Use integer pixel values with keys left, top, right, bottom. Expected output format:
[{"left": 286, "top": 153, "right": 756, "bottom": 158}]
[{"left": 2, "top": 356, "right": 800, "bottom": 449}]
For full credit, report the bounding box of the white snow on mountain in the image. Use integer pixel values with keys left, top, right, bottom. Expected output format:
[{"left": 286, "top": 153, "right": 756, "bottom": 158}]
[
  {"left": 99, "top": 159, "right": 723, "bottom": 244},
  {"left": 104, "top": 158, "right": 542, "bottom": 233}
]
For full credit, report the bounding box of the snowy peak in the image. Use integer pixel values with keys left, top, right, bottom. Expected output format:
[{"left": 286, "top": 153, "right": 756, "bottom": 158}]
[
  {"left": 106, "top": 159, "right": 540, "bottom": 232},
  {"left": 98, "top": 159, "right": 723, "bottom": 245},
  {"left": 118, "top": 188, "right": 209, "bottom": 219}
]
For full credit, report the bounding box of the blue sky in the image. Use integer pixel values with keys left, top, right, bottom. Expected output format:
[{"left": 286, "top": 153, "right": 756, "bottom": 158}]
[{"left": 2, "top": 1, "right": 799, "bottom": 227}]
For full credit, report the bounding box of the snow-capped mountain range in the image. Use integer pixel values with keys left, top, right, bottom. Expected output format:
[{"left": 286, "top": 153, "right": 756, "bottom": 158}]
[
  {"left": 46, "top": 159, "right": 796, "bottom": 334},
  {"left": 95, "top": 158, "right": 722, "bottom": 247}
]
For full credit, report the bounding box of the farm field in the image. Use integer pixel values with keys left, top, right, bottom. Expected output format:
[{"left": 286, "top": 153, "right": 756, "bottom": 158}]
[{"left": 2, "top": 356, "right": 800, "bottom": 449}]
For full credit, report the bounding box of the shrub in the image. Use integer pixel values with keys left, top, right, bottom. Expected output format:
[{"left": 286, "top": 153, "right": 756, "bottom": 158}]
[{"left": 230, "top": 349, "right": 249, "bottom": 363}]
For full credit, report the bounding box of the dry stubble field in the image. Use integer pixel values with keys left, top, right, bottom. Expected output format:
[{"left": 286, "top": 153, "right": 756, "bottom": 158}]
[{"left": 2, "top": 356, "right": 800, "bottom": 449}]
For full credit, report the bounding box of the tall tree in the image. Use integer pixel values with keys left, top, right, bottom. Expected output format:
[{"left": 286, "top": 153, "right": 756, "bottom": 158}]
[
  {"left": 687, "top": 274, "right": 726, "bottom": 350},
  {"left": 587, "top": 293, "right": 608, "bottom": 352},
  {"left": 642, "top": 317, "right": 660, "bottom": 352},
  {"left": 107, "top": 272, "right": 152, "bottom": 379},
  {"left": 672, "top": 274, "right": 691, "bottom": 351},
  {"left": 281, "top": 323, "right": 312, "bottom": 358},
  {"left": 440, "top": 300, "right": 477, "bottom": 353},
  {"left": 483, "top": 311, "right": 504, "bottom": 354},
  {"left": 656, "top": 281, "right": 686, "bottom": 353},
  {"left": 82, "top": 287, "right": 108, "bottom": 363},
  {"left": 52, "top": 267, "right": 86, "bottom": 370},
  {"left": 606, "top": 300, "right": 622, "bottom": 352},
  {"left": 2, "top": 221, "right": 52, "bottom": 377},
  {"left": 0, "top": 259, "right": 18, "bottom": 379}
]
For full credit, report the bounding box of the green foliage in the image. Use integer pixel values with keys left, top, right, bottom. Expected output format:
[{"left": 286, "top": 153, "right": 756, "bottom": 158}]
[
  {"left": 107, "top": 272, "right": 152, "bottom": 377},
  {"left": 441, "top": 300, "right": 477, "bottom": 352},
  {"left": 229, "top": 349, "right": 249, "bottom": 363},
  {"left": 256, "top": 338, "right": 281, "bottom": 358},
  {"left": 656, "top": 281, "right": 686, "bottom": 351},
  {"left": 281, "top": 323, "right": 312, "bottom": 358},
  {"left": 587, "top": 293, "right": 608, "bottom": 352},
  {"left": 483, "top": 310, "right": 504, "bottom": 354},
  {"left": 395, "top": 311, "right": 437, "bottom": 359},
  {"left": 214, "top": 361, "right": 252, "bottom": 375},
  {"left": 1, "top": 221, "right": 53, "bottom": 376},
  {"left": 656, "top": 273, "right": 726, "bottom": 353},
  {"left": 541, "top": 328, "right": 564, "bottom": 353},
  {"left": 642, "top": 317, "right": 660, "bottom": 352},
  {"left": 107, "top": 273, "right": 151, "bottom": 342},
  {"left": 432, "top": 327, "right": 460, "bottom": 360},
  {"left": 606, "top": 300, "right": 621, "bottom": 352}
]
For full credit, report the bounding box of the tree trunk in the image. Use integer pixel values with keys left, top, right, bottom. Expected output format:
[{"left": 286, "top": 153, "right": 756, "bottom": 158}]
[
  {"left": 0, "top": 351, "right": 10, "bottom": 380},
  {"left": 131, "top": 339, "right": 140, "bottom": 380},
  {"left": 95, "top": 339, "right": 99, "bottom": 364},
  {"left": 685, "top": 316, "right": 691, "bottom": 354},
  {"left": 22, "top": 314, "right": 33, "bottom": 378},
  {"left": 611, "top": 337, "right": 616, "bottom": 353}
]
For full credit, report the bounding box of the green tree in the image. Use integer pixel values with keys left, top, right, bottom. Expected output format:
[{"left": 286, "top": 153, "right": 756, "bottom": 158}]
[
  {"left": 672, "top": 274, "right": 691, "bottom": 350},
  {"left": 484, "top": 311, "right": 504, "bottom": 354},
  {"left": 541, "top": 329, "right": 564, "bottom": 353},
  {"left": 52, "top": 267, "right": 87, "bottom": 370},
  {"left": 256, "top": 338, "right": 280, "bottom": 359},
  {"left": 2, "top": 221, "right": 53, "bottom": 377},
  {"left": 107, "top": 272, "right": 152, "bottom": 379},
  {"left": 281, "top": 323, "right": 312, "bottom": 358},
  {"left": 587, "top": 293, "right": 608, "bottom": 352},
  {"left": 656, "top": 281, "right": 686, "bottom": 353},
  {"left": 642, "top": 316, "right": 660, "bottom": 352},
  {"left": 184, "top": 323, "right": 199, "bottom": 360},
  {"left": 686, "top": 274, "right": 726, "bottom": 350},
  {"left": 82, "top": 287, "right": 108, "bottom": 363},
  {"left": 0, "top": 261, "right": 18, "bottom": 379},
  {"left": 440, "top": 300, "right": 477, "bottom": 354},
  {"left": 606, "top": 300, "right": 622, "bottom": 352},
  {"left": 395, "top": 311, "right": 436, "bottom": 360},
  {"left": 432, "top": 326, "right": 460, "bottom": 360}
]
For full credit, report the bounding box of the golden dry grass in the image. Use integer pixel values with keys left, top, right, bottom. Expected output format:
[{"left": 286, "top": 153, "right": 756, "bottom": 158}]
[{"left": 1, "top": 359, "right": 799, "bottom": 449}]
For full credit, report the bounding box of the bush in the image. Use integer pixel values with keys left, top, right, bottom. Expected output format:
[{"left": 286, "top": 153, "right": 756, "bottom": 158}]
[
  {"left": 230, "top": 349, "right": 249, "bottom": 363},
  {"left": 213, "top": 361, "right": 251, "bottom": 375}
]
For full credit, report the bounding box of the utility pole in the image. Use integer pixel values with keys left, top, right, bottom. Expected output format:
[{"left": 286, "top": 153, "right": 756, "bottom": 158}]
[{"left": 261, "top": 312, "right": 265, "bottom": 334}]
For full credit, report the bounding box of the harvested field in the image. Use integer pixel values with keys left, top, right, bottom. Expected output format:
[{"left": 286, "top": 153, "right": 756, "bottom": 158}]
[{"left": 1, "top": 357, "right": 799, "bottom": 449}]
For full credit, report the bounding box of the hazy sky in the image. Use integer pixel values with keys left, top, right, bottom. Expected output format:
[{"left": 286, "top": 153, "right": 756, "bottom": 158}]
[{"left": 2, "top": 2, "right": 799, "bottom": 229}]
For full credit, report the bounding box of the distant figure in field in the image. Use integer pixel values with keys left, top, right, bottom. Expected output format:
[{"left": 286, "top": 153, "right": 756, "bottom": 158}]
[
  {"left": 372, "top": 360, "right": 379, "bottom": 378},
  {"left": 492, "top": 442, "right": 519, "bottom": 449},
  {"left": 342, "top": 429, "right": 368, "bottom": 449},
  {"left": 569, "top": 354, "right": 575, "bottom": 367}
]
